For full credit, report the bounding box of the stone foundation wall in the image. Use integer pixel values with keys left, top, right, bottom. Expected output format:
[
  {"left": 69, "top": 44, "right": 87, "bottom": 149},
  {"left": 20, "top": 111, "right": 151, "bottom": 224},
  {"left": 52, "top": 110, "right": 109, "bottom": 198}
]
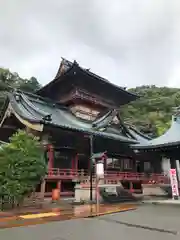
[
  {"left": 142, "top": 184, "right": 168, "bottom": 196},
  {"left": 74, "top": 183, "right": 122, "bottom": 203}
]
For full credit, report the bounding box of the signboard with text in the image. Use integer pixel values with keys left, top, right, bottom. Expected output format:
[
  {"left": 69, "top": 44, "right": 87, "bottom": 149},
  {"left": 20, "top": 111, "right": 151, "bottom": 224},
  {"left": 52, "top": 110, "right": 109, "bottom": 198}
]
[{"left": 169, "top": 169, "right": 179, "bottom": 197}]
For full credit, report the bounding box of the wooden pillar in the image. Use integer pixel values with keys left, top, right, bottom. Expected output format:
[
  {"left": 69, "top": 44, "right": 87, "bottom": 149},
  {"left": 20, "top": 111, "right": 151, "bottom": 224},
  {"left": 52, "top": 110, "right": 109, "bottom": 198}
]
[
  {"left": 170, "top": 158, "right": 176, "bottom": 169},
  {"left": 57, "top": 180, "right": 61, "bottom": 189},
  {"left": 159, "top": 158, "right": 163, "bottom": 173},
  {"left": 72, "top": 153, "right": 78, "bottom": 172},
  {"left": 159, "top": 157, "right": 164, "bottom": 173},
  {"left": 88, "top": 157, "right": 91, "bottom": 172},
  {"left": 75, "top": 154, "right": 78, "bottom": 173},
  {"left": 48, "top": 144, "right": 54, "bottom": 169},
  {"left": 71, "top": 156, "right": 74, "bottom": 171},
  {"left": 40, "top": 179, "right": 46, "bottom": 199},
  {"left": 103, "top": 156, "right": 107, "bottom": 170},
  {"left": 57, "top": 180, "right": 61, "bottom": 196},
  {"left": 130, "top": 182, "right": 134, "bottom": 193},
  {"left": 57, "top": 180, "right": 61, "bottom": 199}
]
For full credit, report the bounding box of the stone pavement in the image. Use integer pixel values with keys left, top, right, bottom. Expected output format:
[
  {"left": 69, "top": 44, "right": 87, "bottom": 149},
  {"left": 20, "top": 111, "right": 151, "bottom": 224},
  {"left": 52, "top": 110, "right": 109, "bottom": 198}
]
[{"left": 0, "top": 205, "right": 179, "bottom": 240}]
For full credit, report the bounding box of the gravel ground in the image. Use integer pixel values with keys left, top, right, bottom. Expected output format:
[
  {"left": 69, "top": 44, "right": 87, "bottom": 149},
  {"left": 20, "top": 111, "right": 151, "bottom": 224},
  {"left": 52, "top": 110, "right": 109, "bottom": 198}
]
[{"left": 0, "top": 205, "right": 179, "bottom": 240}]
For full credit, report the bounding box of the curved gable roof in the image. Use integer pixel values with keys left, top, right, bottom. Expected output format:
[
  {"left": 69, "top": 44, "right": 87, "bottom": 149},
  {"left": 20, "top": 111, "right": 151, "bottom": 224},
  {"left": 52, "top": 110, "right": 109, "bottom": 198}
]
[
  {"left": 132, "top": 116, "right": 180, "bottom": 149},
  {"left": 3, "top": 91, "right": 138, "bottom": 144},
  {"left": 37, "top": 58, "right": 139, "bottom": 105}
]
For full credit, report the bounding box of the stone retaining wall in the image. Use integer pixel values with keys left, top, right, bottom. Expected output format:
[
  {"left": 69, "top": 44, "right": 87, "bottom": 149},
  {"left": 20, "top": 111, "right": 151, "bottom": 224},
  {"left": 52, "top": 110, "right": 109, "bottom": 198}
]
[{"left": 142, "top": 184, "right": 168, "bottom": 196}]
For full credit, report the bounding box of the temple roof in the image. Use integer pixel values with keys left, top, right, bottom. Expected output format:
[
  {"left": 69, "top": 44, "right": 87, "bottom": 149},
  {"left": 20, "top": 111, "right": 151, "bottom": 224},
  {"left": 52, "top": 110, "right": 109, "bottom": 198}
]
[
  {"left": 132, "top": 116, "right": 180, "bottom": 150},
  {"left": 37, "top": 58, "right": 139, "bottom": 105},
  {"left": 2, "top": 90, "right": 139, "bottom": 144},
  {"left": 127, "top": 125, "right": 152, "bottom": 143}
]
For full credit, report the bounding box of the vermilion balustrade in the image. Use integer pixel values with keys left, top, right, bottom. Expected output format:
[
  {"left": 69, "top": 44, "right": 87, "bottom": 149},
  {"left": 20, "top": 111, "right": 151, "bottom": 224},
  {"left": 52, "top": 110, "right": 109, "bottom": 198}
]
[
  {"left": 46, "top": 168, "right": 170, "bottom": 184},
  {"left": 47, "top": 168, "right": 89, "bottom": 178}
]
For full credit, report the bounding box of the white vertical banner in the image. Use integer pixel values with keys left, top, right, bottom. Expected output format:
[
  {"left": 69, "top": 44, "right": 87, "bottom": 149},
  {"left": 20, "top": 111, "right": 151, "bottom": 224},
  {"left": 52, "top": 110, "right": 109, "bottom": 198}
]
[
  {"left": 96, "top": 162, "right": 104, "bottom": 178},
  {"left": 169, "top": 169, "right": 179, "bottom": 197},
  {"left": 96, "top": 161, "right": 104, "bottom": 215}
]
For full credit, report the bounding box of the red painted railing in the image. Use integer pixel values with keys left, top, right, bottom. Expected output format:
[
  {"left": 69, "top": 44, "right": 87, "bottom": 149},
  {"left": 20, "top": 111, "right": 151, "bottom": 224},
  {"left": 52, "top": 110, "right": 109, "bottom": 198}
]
[
  {"left": 104, "top": 171, "right": 169, "bottom": 183},
  {"left": 46, "top": 168, "right": 170, "bottom": 184},
  {"left": 47, "top": 168, "right": 89, "bottom": 179}
]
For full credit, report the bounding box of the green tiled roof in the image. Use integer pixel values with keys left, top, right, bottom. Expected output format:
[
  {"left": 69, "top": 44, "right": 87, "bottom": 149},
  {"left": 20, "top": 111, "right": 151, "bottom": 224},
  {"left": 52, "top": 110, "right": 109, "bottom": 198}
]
[
  {"left": 7, "top": 91, "right": 138, "bottom": 144},
  {"left": 132, "top": 116, "right": 180, "bottom": 149},
  {"left": 127, "top": 126, "right": 152, "bottom": 143}
]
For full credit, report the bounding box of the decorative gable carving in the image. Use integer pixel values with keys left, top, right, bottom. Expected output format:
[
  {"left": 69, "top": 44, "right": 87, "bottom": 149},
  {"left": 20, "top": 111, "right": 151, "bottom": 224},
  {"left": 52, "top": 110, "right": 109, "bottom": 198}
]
[
  {"left": 70, "top": 104, "right": 100, "bottom": 121},
  {"left": 113, "top": 116, "right": 120, "bottom": 124}
]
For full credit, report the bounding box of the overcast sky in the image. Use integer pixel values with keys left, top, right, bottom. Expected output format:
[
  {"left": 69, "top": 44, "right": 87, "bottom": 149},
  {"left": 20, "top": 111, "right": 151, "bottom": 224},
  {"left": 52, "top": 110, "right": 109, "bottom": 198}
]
[{"left": 0, "top": 0, "right": 180, "bottom": 88}]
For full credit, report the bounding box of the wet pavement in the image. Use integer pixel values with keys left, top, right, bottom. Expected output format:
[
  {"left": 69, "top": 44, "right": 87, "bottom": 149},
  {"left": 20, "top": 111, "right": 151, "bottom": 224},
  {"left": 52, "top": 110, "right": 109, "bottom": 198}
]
[
  {"left": 143, "top": 199, "right": 180, "bottom": 205},
  {"left": 0, "top": 203, "right": 136, "bottom": 229},
  {"left": 0, "top": 204, "right": 179, "bottom": 240},
  {"left": 98, "top": 204, "right": 179, "bottom": 236}
]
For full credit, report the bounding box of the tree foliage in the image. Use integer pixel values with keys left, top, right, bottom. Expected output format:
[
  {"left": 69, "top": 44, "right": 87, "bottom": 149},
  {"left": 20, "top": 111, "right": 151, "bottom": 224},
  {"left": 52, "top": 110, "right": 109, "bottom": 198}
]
[
  {"left": 0, "top": 68, "right": 41, "bottom": 113},
  {"left": 121, "top": 85, "right": 180, "bottom": 137},
  {"left": 0, "top": 130, "right": 46, "bottom": 206}
]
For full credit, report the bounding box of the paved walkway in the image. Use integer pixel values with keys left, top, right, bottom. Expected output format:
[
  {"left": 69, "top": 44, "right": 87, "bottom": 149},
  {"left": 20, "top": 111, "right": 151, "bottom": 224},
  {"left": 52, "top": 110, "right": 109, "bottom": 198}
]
[
  {"left": 0, "top": 205, "right": 178, "bottom": 240},
  {"left": 0, "top": 203, "right": 136, "bottom": 229},
  {"left": 142, "top": 199, "right": 180, "bottom": 205}
]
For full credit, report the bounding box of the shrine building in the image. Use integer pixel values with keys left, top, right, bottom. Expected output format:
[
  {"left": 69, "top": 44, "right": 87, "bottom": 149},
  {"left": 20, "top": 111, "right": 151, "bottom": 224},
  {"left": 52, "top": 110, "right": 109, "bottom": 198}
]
[{"left": 0, "top": 58, "right": 175, "bottom": 197}]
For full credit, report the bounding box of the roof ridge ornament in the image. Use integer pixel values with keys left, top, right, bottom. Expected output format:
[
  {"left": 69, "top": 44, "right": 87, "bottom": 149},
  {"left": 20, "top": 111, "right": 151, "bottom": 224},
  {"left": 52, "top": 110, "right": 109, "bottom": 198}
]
[
  {"left": 42, "top": 114, "right": 52, "bottom": 122},
  {"left": 73, "top": 60, "right": 79, "bottom": 66}
]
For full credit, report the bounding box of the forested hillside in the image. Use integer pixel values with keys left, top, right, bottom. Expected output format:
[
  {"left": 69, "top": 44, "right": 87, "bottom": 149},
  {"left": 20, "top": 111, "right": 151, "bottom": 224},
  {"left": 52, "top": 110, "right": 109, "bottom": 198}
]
[
  {"left": 121, "top": 85, "right": 180, "bottom": 137},
  {"left": 0, "top": 68, "right": 41, "bottom": 111},
  {"left": 0, "top": 68, "right": 180, "bottom": 137}
]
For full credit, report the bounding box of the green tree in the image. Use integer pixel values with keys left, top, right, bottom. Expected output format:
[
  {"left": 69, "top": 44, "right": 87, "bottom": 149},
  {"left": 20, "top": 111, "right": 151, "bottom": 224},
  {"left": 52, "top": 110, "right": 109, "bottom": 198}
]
[
  {"left": 0, "top": 130, "right": 46, "bottom": 208},
  {"left": 0, "top": 68, "right": 41, "bottom": 114},
  {"left": 18, "top": 77, "right": 41, "bottom": 92},
  {"left": 121, "top": 85, "right": 180, "bottom": 137}
]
